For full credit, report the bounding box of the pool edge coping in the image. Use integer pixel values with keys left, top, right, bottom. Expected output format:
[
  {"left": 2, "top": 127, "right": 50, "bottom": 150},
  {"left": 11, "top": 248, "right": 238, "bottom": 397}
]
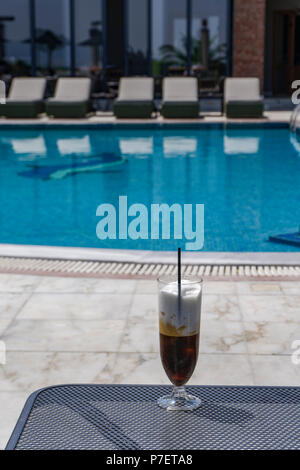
[{"left": 0, "top": 244, "right": 299, "bottom": 266}]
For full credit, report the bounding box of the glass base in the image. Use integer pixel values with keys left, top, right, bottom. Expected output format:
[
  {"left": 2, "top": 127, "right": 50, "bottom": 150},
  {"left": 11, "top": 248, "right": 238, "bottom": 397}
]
[{"left": 157, "top": 387, "right": 201, "bottom": 411}]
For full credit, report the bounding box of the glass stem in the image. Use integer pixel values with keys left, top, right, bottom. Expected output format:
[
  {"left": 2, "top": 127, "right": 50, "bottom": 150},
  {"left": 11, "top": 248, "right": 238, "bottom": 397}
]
[{"left": 172, "top": 385, "right": 188, "bottom": 400}]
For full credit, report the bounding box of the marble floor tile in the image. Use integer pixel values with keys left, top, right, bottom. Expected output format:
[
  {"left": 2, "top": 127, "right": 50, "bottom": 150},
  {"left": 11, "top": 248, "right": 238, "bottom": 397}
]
[
  {"left": 0, "top": 318, "right": 14, "bottom": 336},
  {"left": 0, "top": 293, "right": 31, "bottom": 338},
  {"left": 36, "top": 276, "right": 137, "bottom": 294},
  {"left": 236, "top": 282, "right": 282, "bottom": 296},
  {"left": 0, "top": 337, "right": 5, "bottom": 365},
  {"left": 135, "top": 280, "right": 157, "bottom": 294},
  {"left": 239, "top": 295, "right": 300, "bottom": 323},
  {"left": 121, "top": 321, "right": 247, "bottom": 357},
  {"left": 112, "top": 353, "right": 168, "bottom": 385},
  {"left": 0, "top": 274, "right": 41, "bottom": 293},
  {"left": 18, "top": 293, "right": 133, "bottom": 321},
  {"left": 0, "top": 293, "right": 31, "bottom": 320},
  {"left": 0, "top": 391, "right": 28, "bottom": 450},
  {"left": 250, "top": 355, "right": 300, "bottom": 386},
  {"left": 120, "top": 294, "right": 158, "bottom": 353},
  {"left": 2, "top": 319, "right": 126, "bottom": 352},
  {"left": 203, "top": 282, "right": 237, "bottom": 295},
  {"left": 0, "top": 351, "right": 118, "bottom": 392},
  {"left": 112, "top": 352, "right": 253, "bottom": 386},
  {"left": 244, "top": 321, "right": 300, "bottom": 355},
  {"left": 193, "top": 354, "right": 254, "bottom": 385},
  {"left": 119, "top": 319, "right": 158, "bottom": 353},
  {"left": 203, "top": 294, "right": 241, "bottom": 321},
  {"left": 200, "top": 319, "right": 247, "bottom": 354},
  {"left": 128, "top": 294, "right": 157, "bottom": 321},
  {"left": 279, "top": 282, "right": 300, "bottom": 296}
]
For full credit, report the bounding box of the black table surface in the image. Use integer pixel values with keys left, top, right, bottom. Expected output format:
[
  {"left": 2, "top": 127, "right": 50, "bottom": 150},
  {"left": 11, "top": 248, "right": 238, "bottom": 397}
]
[{"left": 5, "top": 384, "right": 300, "bottom": 450}]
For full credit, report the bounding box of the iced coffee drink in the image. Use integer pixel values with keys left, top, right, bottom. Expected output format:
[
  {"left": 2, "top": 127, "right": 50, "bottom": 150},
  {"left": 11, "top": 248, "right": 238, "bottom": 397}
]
[{"left": 157, "top": 276, "right": 202, "bottom": 411}]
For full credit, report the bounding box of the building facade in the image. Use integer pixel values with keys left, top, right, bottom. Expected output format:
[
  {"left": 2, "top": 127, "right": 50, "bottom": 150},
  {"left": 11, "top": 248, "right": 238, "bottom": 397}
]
[
  {"left": 234, "top": 0, "right": 300, "bottom": 95},
  {"left": 0, "top": 0, "right": 299, "bottom": 96}
]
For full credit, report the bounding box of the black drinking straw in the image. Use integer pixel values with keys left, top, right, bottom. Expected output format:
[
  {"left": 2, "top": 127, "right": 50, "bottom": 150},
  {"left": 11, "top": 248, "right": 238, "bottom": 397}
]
[{"left": 177, "top": 247, "right": 181, "bottom": 319}]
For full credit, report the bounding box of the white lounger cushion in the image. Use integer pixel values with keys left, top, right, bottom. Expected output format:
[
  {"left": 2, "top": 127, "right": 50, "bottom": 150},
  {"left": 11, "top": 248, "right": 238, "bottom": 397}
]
[
  {"left": 50, "top": 78, "right": 91, "bottom": 102},
  {"left": 225, "top": 78, "right": 261, "bottom": 102},
  {"left": 8, "top": 77, "right": 46, "bottom": 102},
  {"left": 117, "top": 77, "right": 154, "bottom": 101},
  {"left": 163, "top": 77, "right": 198, "bottom": 102}
]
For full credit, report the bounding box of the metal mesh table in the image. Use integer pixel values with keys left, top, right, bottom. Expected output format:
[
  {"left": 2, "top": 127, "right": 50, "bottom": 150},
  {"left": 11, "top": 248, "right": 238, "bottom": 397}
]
[{"left": 5, "top": 384, "right": 300, "bottom": 450}]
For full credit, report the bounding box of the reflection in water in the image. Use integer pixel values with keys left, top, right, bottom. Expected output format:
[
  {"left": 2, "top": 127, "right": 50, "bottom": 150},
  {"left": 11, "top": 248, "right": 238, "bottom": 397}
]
[
  {"left": 5, "top": 136, "right": 47, "bottom": 156},
  {"left": 163, "top": 137, "right": 197, "bottom": 157},
  {"left": 119, "top": 137, "right": 153, "bottom": 158},
  {"left": 290, "top": 133, "right": 300, "bottom": 155},
  {"left": 224, "top": 135, "right": 260, "bottom": 155},
  {"left": 57, "top": 135, "right": 91, "bottom": 156}
]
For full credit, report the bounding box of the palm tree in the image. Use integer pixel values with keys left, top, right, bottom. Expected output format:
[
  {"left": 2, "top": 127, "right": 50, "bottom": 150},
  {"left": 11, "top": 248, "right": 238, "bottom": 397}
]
[
  {"left": 23, "top": 29, "right": 67, "bottom": 74},
  {"left": 159, "top": 34, "right": 226, "bottom": 72}
]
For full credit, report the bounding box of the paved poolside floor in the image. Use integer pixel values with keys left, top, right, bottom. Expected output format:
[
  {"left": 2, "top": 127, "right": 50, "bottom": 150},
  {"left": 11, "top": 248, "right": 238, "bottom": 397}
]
[{"left": 0, "top": 273, "right": 299, "bottom": 448}]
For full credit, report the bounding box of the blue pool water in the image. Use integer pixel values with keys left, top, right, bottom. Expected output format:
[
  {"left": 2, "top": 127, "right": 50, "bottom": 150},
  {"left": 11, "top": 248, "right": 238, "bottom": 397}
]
[{"left": 0, "top": 125, "right": 299, "bottom": 252}]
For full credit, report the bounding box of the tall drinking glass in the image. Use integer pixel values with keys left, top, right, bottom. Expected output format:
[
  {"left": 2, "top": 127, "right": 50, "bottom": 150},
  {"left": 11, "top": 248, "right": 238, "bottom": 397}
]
[{"left": 157, "top": 275, "right": 202, "bottom": 411}]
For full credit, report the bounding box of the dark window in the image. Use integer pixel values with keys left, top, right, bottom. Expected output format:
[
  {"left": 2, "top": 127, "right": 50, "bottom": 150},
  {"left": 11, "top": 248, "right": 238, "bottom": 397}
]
[
  {"left": 0, "top": 0, "right": 30, "bottom": 77},
  {"left": 294, "top": 15, "right": 300, "bottom": 66},
  {"left": 35, "top": 0, "right": 70, "bottom": 76}
]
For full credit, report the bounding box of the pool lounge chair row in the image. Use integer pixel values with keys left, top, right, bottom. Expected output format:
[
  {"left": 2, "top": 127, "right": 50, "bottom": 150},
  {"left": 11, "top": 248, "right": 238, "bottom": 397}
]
[
  {"left": 114, "top": 77, "right": 200, "bottom": 118},
  {"left": 0, "top": 76, "right": 264, "bottom": 119},
  {"left": 115, "top": 76, "right": 264, "bottom": 119},
  {"left": 0, "top": 77, "right": 91, "bottom": 118}
]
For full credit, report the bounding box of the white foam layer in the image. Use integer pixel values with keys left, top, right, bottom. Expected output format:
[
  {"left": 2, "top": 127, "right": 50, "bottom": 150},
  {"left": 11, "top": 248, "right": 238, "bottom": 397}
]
[{"left": 159, "top": 280, "right": 202, "bottom": 336}]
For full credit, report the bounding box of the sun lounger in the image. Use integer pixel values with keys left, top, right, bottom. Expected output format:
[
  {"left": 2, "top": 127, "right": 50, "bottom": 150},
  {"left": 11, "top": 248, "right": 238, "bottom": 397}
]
[
  {"left": 46, "top": 78, "right": 91, "bottom": 118},
  {"left": 224, "top": 78, "right": 264, "bottom": 118},
  {"left": 0, "top": 77, "right": 46, "bottom": 118},
  {"left": 114, "top": 77, "right": 154, "bottom": 118},
  {"left": 161, "top": 77, "right": 199, "bottom": 118}
]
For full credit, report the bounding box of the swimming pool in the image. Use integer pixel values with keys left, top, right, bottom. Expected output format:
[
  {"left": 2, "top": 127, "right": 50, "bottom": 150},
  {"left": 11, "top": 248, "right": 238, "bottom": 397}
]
[{"left": 0, "top": 125, "right": 299, "bottom": 252}]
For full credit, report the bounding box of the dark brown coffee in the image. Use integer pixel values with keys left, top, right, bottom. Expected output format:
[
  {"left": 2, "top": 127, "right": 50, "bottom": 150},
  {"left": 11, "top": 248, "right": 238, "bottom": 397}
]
[{"left": 159, "top": 333, "right": 199, "bottom": 386}]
